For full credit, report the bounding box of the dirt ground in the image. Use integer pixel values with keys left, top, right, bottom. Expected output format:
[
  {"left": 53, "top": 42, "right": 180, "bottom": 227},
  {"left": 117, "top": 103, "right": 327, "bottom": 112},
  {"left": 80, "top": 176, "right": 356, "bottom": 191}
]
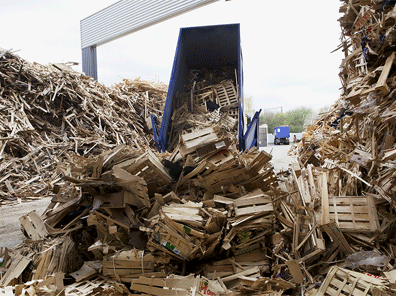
[{"left": 0, "top": 144, "right": 296, "bottom": 249}]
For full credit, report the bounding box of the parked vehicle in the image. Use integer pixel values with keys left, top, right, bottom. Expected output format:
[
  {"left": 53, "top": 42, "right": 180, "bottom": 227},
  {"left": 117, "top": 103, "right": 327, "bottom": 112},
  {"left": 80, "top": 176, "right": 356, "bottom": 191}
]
[{"left": 274, "top": 126, "right": 290, "bottom": 145}]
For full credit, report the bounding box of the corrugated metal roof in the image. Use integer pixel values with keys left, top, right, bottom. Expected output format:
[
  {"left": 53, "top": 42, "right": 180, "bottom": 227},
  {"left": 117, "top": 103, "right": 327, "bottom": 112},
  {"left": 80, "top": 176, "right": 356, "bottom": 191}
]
[{"left": 80, "top": 0, "right": 220, "bottom": 49}]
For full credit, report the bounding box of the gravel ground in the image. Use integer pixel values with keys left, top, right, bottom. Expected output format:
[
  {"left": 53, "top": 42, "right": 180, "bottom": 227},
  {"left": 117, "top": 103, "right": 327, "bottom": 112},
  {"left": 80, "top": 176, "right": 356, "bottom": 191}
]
[{"left": 0, "top": 144, "right": 295, "bottom": 249}]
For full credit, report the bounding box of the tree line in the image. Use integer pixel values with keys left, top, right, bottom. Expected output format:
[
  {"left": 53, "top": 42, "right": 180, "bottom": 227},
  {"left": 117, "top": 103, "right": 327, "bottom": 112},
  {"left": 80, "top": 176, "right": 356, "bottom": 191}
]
[{"left": 259, "top": 107, "right": 313, "bottom": 133}]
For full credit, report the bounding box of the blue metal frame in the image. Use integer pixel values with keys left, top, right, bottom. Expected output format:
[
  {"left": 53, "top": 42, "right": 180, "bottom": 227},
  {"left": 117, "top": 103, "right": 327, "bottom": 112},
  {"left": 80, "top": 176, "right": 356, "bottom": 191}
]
[
  {"left": 156, "top": 29, "right": 185, "bottom": 152},
  {"left": 242, "top": 109, "right": 262, "bottom": 151},
  {"left": 238, "top": 48, "right": 244, "bottom": 151}
]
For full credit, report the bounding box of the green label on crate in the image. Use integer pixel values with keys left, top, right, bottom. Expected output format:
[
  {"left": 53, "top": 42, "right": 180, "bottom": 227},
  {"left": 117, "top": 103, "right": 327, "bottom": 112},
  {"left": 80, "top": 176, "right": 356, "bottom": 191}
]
[
  {"left": 183, "top": 225, "right": 191, "bottom": 234},
  {"left": 160, "top": 239, "right": 180, "bottom": 255},
  {"left": 165, "top": 242, "right": 175, "bottom": 251}
]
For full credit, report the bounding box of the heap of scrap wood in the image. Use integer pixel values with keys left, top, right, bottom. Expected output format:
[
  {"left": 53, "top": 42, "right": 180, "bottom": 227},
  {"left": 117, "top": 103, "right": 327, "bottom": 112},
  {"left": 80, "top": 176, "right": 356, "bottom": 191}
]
[
  {"left": 0, "top": 127, "right": 286, "bottom": 295},
  {"left": 167, "top": 67, "right": 239, "bottom": 151},
  {"left": 274, "top": 1, "right": 396, "bottom": 295},
  {"left": 0, "top": 48, "right": 166, "bottom": 206}
]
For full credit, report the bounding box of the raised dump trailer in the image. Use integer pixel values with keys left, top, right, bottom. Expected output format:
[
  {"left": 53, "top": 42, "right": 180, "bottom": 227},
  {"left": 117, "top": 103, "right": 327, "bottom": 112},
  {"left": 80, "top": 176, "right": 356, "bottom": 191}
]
[{"left": 152, "top": 23, "right": 261, "bottom": 152}]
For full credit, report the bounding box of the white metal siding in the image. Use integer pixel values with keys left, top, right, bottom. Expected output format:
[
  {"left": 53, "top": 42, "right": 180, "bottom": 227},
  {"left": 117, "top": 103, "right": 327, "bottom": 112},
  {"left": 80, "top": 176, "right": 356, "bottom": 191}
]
[{"left": 80, "top": 0, "right": 220, "bottom": 49}]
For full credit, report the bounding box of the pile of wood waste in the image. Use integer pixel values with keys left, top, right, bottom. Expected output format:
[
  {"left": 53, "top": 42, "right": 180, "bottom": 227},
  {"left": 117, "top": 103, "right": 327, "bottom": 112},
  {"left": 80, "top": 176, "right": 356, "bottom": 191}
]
[
  {"left": 6, "top": 1, "right": 396, "bottom": 294},
  {"left": 0, "top": 48, "right": 166, "bottom": 206},
  {"left": 280, "top": 0, "right": 396, "bottom": 295},
  {"left": 0, "top": 131, "right": 279, "bottom": 294}
]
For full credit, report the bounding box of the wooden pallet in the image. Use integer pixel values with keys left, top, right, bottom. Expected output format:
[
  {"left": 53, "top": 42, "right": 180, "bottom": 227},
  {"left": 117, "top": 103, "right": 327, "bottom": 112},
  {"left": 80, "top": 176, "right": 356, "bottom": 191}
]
[
  {"left": 327, "top": 196, "right": 380, "bottom": 233},
  {"left": 213, "top": 80, "right": 238, "bottom": 107},
  {"left": 315, "top": 266, "right": 389, "bottom": 296},
  {"left": 226, "top": 107, "right": 238, "bottom": 119}
]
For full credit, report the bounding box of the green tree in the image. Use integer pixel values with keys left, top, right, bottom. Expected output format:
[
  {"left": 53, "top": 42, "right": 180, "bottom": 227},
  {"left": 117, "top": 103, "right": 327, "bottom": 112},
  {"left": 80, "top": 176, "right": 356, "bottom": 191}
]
[
  {"left": 285, "top": 107, "right": 312, "bottom": 132},
  {"left": 259, "top": 107, "right": 312, "bottom": 133}
]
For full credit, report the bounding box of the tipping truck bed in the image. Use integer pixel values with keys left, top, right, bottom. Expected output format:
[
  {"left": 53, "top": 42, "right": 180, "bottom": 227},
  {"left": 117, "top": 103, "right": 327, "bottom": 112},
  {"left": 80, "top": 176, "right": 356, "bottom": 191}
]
[{"left": 151, "top": 23, "right": 261, "bottom": 152}]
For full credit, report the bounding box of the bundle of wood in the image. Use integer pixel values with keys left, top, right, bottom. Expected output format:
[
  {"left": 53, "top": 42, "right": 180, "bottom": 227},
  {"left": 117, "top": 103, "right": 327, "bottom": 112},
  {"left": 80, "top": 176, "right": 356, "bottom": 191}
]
[{"left": 0, "top": 49, "right": 167, "bottom": 206}]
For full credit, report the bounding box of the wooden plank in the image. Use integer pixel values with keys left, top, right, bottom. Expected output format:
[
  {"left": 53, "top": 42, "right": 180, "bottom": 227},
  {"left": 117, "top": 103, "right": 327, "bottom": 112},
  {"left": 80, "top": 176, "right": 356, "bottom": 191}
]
[
  {"left": 320, "top": 222, "right": 353, "bottom": 254},
  {"left": 70, "top": 262, "right": 97, "bottom": 282},
  {"left": 375, "top": 51, "right": 395, "bottom": 95},
  {"left": 234, "top": 203, "right": 273, "bottom": 217},
  {"left": 286, "top": 259, "right": 304, "bottom": 284},
  {"left": 321, "top": 173, "right": 330, "bottom": 225},
  {"left": 0, "top": 254, "right": 31, "bottom": 286}
]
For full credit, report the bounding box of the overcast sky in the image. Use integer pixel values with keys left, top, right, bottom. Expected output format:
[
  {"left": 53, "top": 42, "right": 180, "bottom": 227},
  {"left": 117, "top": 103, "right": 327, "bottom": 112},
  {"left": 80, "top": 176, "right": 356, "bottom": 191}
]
[{"left": 2, "top": 0, "right": 344, "bottom": 113}]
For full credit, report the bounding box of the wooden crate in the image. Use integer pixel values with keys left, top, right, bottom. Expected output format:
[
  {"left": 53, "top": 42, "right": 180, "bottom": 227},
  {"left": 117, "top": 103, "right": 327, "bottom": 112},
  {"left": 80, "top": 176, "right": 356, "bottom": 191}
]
[
  {"left": 65, "top": 278, "right": 127, "bottom": 295},
  {"left": 102, "top": 251, "right": 168, "bottom": 283},
  {"left": 327, "top": 196, "right": 380, "bottom": 233},
  {"left": 196, "top": 166, "right": 251, "bottom": 193},
  {"left": 315, "top": 266, "right": 389, "bottom": 296},
  {"left": 149, "top": 223, "right": 195, "bottom": 260},
  {"left": 233, "top": 189, "right": 273, "bottom": 217},
  {"left": 119, "top": 150, "right": 172, "bottom": 189}
]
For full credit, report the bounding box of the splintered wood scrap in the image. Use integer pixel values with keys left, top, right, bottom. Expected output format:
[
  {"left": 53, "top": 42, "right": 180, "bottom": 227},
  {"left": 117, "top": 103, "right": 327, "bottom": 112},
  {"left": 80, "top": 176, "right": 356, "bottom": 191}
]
[{"left": 0, "top": 49, "right": 167, "bottom": 206}]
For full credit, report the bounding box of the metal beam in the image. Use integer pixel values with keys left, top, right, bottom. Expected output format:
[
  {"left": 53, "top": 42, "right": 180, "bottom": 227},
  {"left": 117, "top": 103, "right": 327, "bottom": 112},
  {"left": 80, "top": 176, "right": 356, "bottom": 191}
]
[{"left": 80, "top": 0, "right": 220, "bottom": 49}]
